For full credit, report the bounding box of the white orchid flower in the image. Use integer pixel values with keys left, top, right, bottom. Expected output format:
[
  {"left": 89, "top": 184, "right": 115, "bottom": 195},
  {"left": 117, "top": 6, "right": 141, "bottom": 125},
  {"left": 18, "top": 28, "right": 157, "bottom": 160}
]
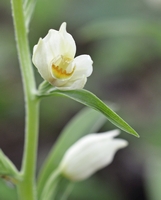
[
  {"left": 32, "top": 22, "right": 93, "bottom": 90},
  {"left": 59, "top": 130, "right": 128, "bottom": 181}
]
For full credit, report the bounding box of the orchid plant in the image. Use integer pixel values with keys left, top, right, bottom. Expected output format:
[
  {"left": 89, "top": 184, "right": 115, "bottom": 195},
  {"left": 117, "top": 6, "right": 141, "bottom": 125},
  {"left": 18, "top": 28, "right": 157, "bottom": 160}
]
[{"left": 0, "top": 0, "right": 139, "bottom": 200}]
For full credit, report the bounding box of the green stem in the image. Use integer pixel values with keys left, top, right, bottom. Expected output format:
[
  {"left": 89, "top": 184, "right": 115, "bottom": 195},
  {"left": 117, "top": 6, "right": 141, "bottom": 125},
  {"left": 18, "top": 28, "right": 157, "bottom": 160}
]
[
  {"left": 17, "top": 100, "right": 39, "bottom": 200},
  {"left": 11, "top": 0, "right": 39, "bottom": 199}
]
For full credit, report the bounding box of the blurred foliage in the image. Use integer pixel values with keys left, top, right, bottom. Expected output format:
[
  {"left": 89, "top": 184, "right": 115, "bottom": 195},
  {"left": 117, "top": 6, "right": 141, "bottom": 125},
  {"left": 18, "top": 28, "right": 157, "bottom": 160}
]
[
  {"left": 69, "top": 177, "right": 121, "bottom": 200},
  {"left": 0, "top": 179, "right": 17, "bottom": 200},
  {"left": 145, "top": 149, "right": 161, "bottom": 200},
  {"left": 1, "top": 0, "right": 161, "bottom": 199}
]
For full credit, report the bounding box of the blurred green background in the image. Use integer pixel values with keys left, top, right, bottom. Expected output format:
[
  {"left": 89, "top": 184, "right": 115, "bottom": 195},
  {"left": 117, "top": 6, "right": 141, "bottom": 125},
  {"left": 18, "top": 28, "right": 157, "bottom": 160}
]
[{"left": 1, "top": 0, "right": 161, "bottom": 199}]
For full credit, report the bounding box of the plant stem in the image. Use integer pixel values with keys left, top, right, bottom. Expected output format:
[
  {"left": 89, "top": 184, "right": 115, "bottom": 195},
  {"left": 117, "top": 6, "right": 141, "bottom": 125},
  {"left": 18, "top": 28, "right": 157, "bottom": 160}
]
[
  {"left": 11, "top": 0, "right": 39, "bottom": 199},
  {"left": 17, "top": 100, "right": 39, "bottom": 200}
]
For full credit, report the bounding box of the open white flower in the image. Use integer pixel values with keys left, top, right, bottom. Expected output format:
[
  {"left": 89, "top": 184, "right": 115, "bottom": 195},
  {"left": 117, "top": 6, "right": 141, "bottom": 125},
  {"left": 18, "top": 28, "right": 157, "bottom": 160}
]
[
  {"left": 32, "top": 22, "right": 93, "bottom": 90},
  {"left": 59, "top": 130, "right": 128, "bottom": 181}
]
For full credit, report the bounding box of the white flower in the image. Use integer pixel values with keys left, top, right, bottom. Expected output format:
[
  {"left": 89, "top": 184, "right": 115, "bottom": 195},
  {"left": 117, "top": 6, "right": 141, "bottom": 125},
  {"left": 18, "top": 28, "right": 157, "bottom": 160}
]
[
  {"left": 32, "top": 22, "right": 93, "bottom": 90},
  {"left": 59, "top": 130, "right": 128, "bottom": 181}
]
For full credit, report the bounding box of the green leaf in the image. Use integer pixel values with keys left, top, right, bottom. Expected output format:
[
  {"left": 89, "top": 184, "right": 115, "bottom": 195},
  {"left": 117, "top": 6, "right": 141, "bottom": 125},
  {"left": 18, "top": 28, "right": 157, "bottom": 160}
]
[
  {"left": 38, "top": 88, "right": 139, "bottom": 137},
  {"left": 37, "top": 107, "right": 107, "bottom": 198},
  {"left": 40, "top": 169, "right": 61, "bottom": 200},
  {"left": 40, "top": 171, "right": 73, "bottom": 200},
  {"left": 23, "top": 0, "right": 37, "bottom": 31},
  {"left": 0, "top": 150, "right": 20, "bottom": 184}
]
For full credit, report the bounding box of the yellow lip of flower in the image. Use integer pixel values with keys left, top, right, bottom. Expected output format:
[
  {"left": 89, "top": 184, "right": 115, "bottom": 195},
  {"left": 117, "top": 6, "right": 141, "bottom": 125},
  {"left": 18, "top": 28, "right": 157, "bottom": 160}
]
[
  {"left": 51, "top": 55, "right": 75, "bottom": 80},
  {"left": 52, "top": 64, "right": 75, "bottom": 79}
]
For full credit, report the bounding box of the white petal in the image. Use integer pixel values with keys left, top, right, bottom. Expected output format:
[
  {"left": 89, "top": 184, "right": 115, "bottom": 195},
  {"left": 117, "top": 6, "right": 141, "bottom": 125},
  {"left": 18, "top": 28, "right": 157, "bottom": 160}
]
[
  {"left": 43, "top": 29, "right": 63, "bottom": 59},
  {"left": 55, "top": 76, "right": 87, "bottom": 90},
  {"left": 59, "top": 130, "right": 128, "bottom": 181},
  {"left": 73, "top": 55, "right": 93, "bottom": 78},
  {"left": 54, "top": 55, "right": 93, "bottom": 89},
  {"left": 42, "top": 22, "right": 76, "bottom": 60},
  {"left": 32, "top": 38, "right": 53, "bottom": 82},
  {"left": 58, "top": 22, "right": 76, "bottom": 58}
]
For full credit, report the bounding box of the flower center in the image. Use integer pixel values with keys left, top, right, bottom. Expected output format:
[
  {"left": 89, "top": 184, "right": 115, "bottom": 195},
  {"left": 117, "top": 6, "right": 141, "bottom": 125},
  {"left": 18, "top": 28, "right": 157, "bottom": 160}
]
[{"left": 51, "top": 56, "right": 75, "bottom": 80}]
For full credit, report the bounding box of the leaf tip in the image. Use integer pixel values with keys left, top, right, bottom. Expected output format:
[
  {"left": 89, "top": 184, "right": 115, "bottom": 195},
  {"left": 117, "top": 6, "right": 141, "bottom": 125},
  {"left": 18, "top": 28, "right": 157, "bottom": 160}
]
[{"left": 130, "top": 130, "right": 140, "bottom": 138}]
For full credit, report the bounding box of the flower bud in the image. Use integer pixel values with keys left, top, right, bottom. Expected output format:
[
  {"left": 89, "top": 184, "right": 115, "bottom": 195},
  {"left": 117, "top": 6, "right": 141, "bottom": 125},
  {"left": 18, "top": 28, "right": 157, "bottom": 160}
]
[{"left": 59, "top": 130, "right": 128, "bottom": 181}]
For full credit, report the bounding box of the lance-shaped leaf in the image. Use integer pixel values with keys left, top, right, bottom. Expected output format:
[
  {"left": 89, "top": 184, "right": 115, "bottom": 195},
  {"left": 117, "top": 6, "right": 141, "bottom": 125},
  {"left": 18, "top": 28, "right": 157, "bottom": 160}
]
[
  {"left": 0, "top": 150, "right": 20, "bottom": 184},
  {"left": 23, "top": 0, "right": 37, "bottom": 31},
  {"left": 38, "top": 88, "right": 139, "bottom": 137}
]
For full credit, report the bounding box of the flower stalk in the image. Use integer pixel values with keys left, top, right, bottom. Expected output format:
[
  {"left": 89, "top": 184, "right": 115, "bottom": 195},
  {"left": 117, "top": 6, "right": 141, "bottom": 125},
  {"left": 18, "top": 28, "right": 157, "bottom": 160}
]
[{"left": 11, "top": 0, "right": 39, "bottom": 199}]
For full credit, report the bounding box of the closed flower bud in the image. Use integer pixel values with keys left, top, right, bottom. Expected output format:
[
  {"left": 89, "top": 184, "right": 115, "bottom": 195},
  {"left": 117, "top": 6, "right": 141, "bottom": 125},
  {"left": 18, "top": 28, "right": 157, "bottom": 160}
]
[
  {"left": 59, "top": 130, "right": 128, "bottom": 181},
  {"left": 32, "top": 22, "right": 93, "bottom": 90}
]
